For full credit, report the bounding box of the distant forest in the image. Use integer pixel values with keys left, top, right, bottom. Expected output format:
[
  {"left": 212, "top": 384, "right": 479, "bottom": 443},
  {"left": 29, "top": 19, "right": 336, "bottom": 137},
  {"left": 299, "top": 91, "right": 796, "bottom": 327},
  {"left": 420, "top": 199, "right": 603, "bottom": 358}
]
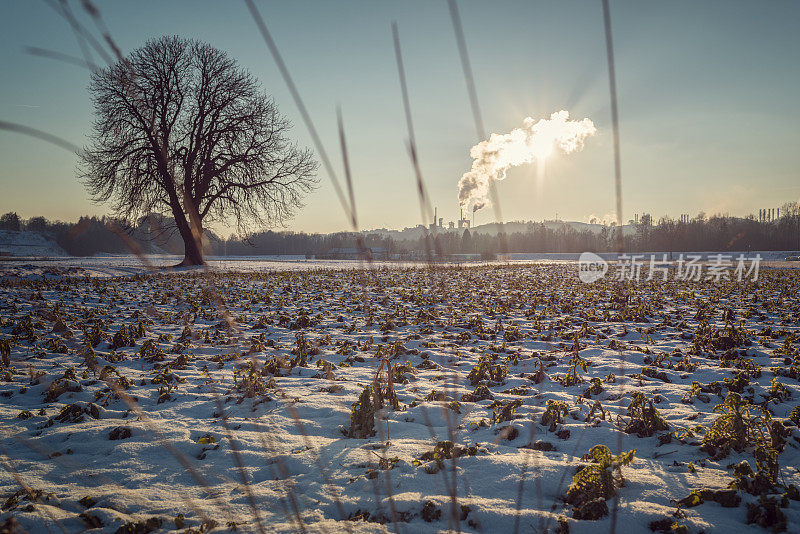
[{"left": 1, "top": 203, "right": 798, "bottom": 258}]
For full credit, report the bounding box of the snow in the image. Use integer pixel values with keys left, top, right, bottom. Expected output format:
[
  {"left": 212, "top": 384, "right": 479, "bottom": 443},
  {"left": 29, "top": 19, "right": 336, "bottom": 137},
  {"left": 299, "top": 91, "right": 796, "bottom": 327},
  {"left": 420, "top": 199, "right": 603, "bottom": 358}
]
[
  {"left": 1, "top": 262, "right": 799, "bottom": 533},
  {"left": 0, "top": 230, "right": 66, "bottom": 257}
]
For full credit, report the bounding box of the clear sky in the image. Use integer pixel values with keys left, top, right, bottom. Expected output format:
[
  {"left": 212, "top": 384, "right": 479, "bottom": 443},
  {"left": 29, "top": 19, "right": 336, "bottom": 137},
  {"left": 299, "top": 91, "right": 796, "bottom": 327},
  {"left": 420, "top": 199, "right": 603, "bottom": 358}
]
[{"left": 1, "top": 1, "right": 799, "bottom": 235}]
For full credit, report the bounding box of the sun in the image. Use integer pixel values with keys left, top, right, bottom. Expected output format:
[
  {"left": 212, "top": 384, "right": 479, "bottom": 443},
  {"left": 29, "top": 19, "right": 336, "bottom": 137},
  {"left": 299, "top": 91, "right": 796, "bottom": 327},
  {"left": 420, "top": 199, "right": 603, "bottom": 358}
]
[{"left": 535, "top": 142, "right": 556, "bottom": 160}]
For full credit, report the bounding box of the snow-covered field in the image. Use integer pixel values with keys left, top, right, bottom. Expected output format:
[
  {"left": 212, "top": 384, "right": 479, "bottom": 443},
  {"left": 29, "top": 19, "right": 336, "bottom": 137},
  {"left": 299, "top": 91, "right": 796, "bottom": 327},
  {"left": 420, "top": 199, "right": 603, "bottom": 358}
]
[{"left": 1, "top": 263, "right": 799, "bottom": 533}]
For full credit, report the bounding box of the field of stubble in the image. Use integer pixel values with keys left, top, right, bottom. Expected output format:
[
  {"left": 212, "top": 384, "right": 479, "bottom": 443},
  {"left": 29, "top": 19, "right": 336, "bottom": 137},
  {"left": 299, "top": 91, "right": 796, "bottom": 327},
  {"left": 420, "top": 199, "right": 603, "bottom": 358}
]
[{"left": 1, "top": 264, "right": 799, "bottom": 533}]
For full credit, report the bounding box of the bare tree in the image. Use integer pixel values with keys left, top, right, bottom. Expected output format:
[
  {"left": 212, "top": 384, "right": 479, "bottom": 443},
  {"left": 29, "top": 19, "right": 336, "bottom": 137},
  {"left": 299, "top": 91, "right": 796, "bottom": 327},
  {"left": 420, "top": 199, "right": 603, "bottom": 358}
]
[{"left": 80, "top": 36, "right": 317, "bottom": 265}]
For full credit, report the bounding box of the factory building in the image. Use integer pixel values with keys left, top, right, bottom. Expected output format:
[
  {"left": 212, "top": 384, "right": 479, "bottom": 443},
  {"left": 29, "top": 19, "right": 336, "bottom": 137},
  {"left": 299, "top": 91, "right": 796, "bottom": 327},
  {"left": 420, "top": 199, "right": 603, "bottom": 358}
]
[
  {"left": 457, "top": 208, "right": 470, "bottom": 229},
  {"left": 419, "top": 206, "right": 471, "bottom": 231}
]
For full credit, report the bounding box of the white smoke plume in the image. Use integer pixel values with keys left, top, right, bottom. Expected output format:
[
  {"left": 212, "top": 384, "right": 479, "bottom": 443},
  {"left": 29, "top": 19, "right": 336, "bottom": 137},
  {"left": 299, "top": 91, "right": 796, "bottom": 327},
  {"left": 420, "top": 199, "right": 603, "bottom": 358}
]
[{"left": 457, "top": 110, "right": 597, "bottom": 211}]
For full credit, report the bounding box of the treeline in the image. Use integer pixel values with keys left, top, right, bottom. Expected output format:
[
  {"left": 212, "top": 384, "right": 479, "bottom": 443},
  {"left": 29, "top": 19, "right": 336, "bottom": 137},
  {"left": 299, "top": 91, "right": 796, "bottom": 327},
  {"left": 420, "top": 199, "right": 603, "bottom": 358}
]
[
  {"left": 219, "top": 227, "right": 604, "bottom": 257},
  {"left": 0, "top": 212, "right": 186, "bottom": 256},
  {"left": 462, "top": 212, "right": 800, "bottom": 255},
  {"left": 619, "top": 212, "right": 800, "bottom": 253},
  {"left": 2, "top": 206, "right": 799, "bottom": 257},
  {"left": 220, "top": 231, "right": 396, "bottom": 256},
  {"left": 220, "top": 210, "right": 800, "bottom": 256},
  {"left": 217, "top": 211, "right": 799, "bottom": 256}
]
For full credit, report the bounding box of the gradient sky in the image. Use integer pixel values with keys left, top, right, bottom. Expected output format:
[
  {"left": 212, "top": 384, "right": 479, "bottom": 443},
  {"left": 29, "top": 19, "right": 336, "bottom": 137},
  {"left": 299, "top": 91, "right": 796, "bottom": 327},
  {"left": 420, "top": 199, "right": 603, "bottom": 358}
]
[{"left": 1, "top": 1, "right": 799, "bottom": 235}]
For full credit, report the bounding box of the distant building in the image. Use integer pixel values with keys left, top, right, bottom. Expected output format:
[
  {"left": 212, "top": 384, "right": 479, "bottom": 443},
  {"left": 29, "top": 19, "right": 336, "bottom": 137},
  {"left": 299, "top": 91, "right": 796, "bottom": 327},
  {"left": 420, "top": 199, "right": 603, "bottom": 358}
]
[
  {"left": 429, "top": 207, "right": 445, "bottom": 231},
  {"left": 458, "top": 208, "right": 470, "bottom": 229}
]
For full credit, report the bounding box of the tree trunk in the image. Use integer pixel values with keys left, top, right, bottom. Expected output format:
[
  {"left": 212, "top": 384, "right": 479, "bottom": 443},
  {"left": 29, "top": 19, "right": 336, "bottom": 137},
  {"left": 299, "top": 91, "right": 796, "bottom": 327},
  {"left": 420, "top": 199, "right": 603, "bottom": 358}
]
[
  {"left": 174, "top": 211, "right": 205, "bottom": 266},
  {"left": 179, "top": 231, "right": 205, "bottom": 266}
]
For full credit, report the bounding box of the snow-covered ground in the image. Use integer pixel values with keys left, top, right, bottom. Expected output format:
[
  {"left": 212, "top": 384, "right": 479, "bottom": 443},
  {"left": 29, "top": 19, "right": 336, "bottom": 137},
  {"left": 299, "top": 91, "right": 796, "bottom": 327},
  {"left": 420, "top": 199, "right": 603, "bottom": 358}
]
[
  {"left": 0, "top": 256, "right": 458, "bottom": 279},
  {"left": 1, "top": 263, "right": 799, "bottom": 533},
  {"left": 1, "top": 251, "right": 798, "bottom": 281},
  {"left": 0, "top": 229, "right": 66, "bottom": 257}
]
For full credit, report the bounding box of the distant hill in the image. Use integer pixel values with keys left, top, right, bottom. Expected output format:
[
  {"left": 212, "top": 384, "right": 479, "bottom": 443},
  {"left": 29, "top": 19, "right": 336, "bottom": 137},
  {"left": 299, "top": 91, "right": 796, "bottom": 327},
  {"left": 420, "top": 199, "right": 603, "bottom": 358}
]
[
  {"left": 362, "top": 219, "right": 636, "bottom": 239},
  {"left": 0, "top": 229, "right": 66, "bottom": 257},
  {"left": 0, "top": 214, "right": 222, "bottom": 258}
]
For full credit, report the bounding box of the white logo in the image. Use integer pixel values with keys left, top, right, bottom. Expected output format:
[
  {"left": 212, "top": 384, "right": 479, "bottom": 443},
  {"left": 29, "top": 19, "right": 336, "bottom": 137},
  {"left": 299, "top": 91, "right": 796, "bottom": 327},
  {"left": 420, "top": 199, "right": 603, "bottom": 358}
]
[
  {"left": 578, "top": 252, "right": 608, "bottom": 283},
  {"left": 576, "top": 252, "right": 761, "bottom": 284}
]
